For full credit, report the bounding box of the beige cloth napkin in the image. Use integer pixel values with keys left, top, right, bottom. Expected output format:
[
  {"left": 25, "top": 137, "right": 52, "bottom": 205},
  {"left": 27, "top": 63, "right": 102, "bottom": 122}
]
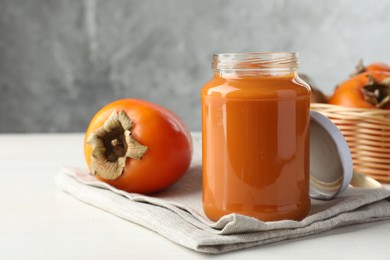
[{"left": 55, "top": 133, "right": 390, "bottom": 254}]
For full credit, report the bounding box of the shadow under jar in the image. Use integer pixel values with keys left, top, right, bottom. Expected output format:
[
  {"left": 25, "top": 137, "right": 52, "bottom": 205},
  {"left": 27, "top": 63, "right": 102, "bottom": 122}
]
[{"left": 201, "top": 52, "right": 311, "bottom": 221}]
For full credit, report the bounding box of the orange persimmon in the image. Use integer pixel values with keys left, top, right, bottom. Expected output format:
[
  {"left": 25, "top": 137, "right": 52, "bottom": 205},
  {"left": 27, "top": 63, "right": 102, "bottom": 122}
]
[
  {"left": 84, "top": 98, "right": 193, "bottom": 194},
  {"left": 329, "top": 71, "right": 390, "bottom": 109},
  {"left": 352, "top": 60, "right": 390, "bottom": 76}
]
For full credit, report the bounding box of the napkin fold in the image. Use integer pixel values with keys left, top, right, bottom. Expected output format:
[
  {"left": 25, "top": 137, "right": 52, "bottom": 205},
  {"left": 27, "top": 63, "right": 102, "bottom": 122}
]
[{"left": 55, "top": 134, "right": 390, "bottom": 254}]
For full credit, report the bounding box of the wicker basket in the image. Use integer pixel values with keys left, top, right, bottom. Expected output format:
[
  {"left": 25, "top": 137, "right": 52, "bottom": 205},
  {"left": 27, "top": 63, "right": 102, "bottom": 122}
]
[{"left": 310, "top": 103, "right": 390, "bottom": 182}]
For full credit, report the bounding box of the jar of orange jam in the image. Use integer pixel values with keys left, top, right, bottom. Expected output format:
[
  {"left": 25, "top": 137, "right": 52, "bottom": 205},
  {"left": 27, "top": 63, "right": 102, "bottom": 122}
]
[{"left": 201, "top": 52, "right": 311, "bottom": 221}]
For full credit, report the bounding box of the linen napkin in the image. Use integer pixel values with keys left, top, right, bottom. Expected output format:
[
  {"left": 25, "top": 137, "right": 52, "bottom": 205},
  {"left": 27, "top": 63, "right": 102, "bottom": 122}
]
[{"left": 55, "top": 133, "right": 390, "bottom": 254}]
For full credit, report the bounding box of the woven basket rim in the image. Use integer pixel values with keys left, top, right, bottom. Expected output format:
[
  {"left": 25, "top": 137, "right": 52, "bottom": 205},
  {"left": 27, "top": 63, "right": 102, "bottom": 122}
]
[{"left": 310, "top": 103, "right": 390, "bottom": 115}]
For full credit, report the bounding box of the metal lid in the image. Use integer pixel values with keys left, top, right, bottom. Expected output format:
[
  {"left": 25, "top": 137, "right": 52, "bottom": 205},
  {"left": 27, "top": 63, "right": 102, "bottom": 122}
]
[{"left": 310, "top": 111, "right": 353, "bottom": 200}]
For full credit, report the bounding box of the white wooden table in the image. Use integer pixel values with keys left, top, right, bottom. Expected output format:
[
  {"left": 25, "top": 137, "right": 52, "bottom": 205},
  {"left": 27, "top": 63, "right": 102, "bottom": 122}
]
[{"left": 1, "top": 133, "right": 389, "bottom": 259}]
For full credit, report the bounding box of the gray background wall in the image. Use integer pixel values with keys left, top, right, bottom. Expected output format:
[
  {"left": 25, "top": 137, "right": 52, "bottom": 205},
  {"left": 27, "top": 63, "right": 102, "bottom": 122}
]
[{"left": 1, "top": 0, "right": 390, "bottom": 133}]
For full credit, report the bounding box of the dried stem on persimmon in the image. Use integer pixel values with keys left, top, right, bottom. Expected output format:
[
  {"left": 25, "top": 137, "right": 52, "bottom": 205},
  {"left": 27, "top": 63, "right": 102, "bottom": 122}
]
[
  {"left": 87, "top": 110, "right": 148, "bottom": 180},
  {"left": 361, "top": 75, "right": 390, "bottom": 109}
]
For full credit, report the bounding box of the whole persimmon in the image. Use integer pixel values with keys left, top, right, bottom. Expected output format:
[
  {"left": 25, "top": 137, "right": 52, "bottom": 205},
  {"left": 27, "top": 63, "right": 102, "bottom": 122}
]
[
  {"left": 352, "top": 60, "right": 390, "bottom": 76},
  {"left": 328, "top": 71, "right": 390, "bottom": 109},
  {"left": 84, "top": 99, "right": 193, "bottom": 194}
]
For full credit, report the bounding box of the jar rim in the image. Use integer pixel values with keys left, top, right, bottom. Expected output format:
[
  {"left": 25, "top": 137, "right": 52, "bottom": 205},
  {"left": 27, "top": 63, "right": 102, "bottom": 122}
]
[
  {"left": 212, "top": 52, "right": 299, "bottom": 73},
  {"left": 213, "top": 52, "right": 298, "bottom": 58}
]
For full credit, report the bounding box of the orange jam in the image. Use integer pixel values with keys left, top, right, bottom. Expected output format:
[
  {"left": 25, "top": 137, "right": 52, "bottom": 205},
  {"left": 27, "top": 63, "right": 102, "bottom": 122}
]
[{"left": 201, "top": 53, "right": 311, "bottom": 221}]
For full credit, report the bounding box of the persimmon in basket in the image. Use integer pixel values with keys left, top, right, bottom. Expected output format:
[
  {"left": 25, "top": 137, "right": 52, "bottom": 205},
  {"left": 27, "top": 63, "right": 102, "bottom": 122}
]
[
  {"left": 352, "top": 60, "right": 390, "bottom": 76},
  {"left": 328, "top": 71, "right": 390, "bottom": 109}
]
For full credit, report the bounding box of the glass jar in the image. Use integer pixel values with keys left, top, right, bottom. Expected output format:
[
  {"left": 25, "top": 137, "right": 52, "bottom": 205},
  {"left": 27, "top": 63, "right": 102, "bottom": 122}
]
[{"left": 201, "top": 52, "right": 311, "bottom": 221}]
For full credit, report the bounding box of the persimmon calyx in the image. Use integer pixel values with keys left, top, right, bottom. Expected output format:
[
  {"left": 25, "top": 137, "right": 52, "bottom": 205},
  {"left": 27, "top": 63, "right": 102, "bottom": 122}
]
[
  {"left": 361, "top": 75, "right": 390, "bottom": 109},
  {"left": 351, "top": 59, "right": 366, "bottom": 77},
  {"left": 87, "top": 110, "right": 148, "bottom": 180}
]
